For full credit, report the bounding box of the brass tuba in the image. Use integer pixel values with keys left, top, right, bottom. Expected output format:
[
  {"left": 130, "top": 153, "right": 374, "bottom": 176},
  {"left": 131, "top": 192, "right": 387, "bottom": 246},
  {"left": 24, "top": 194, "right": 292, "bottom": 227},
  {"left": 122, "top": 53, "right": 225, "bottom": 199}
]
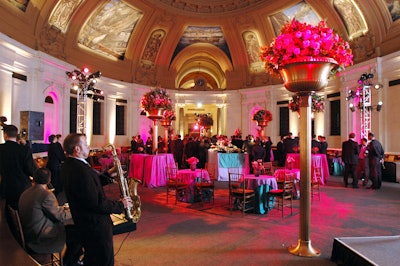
[{"left": 103, "top": 144, "right": 141, "bottom": 223}]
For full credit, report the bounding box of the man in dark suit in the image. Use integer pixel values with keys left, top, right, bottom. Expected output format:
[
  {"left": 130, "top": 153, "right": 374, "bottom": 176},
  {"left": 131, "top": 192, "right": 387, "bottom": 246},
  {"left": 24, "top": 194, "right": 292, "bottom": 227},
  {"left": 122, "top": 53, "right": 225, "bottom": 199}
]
[
  {"left": 342, "top": 132, "right": 360, "bottom": 188},
  {"left": 0, "top": 124, "right": 36, "bottom": 209},
  {"left": 61, "top": 133, "right": 132, "bottom": 266},
  {"left": 367, "top": 132, "right": 385, "bottom": 189}
]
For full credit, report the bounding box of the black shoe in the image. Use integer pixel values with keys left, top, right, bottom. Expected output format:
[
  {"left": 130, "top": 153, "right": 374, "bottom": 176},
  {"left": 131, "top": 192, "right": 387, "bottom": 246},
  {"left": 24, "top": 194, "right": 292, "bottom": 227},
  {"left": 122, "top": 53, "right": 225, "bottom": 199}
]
[
  {"left": 366, "top": 186, "right": 373, "bottom": 189},
  {"left": 352, "top": 186, "right": 359, "bottom": 188}
]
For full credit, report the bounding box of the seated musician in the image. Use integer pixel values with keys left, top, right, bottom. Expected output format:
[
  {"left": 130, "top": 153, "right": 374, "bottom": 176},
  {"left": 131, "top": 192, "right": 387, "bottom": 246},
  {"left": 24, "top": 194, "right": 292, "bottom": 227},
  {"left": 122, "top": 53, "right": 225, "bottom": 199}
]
[{"left": 18, "top": 167, "right": 81, "bottom": 265}]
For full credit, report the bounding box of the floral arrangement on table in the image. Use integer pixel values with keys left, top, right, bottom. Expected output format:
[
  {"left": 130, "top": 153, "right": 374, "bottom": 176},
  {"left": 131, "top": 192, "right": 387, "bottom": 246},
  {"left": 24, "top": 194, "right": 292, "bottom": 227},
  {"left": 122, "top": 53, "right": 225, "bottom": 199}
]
[
  {"left": 259, "top": 19, "right": 353, "bottom": 76},
  {"left": 186, "top": 156, "right": 199, "bottom": 170},
  {"left": 198, "top": 114, "right": 213, "bottom": 127},
  {"left": 187, "top": 156, "right": 199, "bottom": 164},
  {"left": 252, "top": 109, "right": 273, "bottom": 123},
  {"left": 140, "top": 87, "right": 173, "bottom": 112},
  {"left": 163, "top": 109, "right": 176, "bottom": 121},
  {"left": 234, "top": 128, "right": 242, "bottom": 137},
  {"left": 288, "top": 94, "right": 325, "bottom": 113},
  {"left": 252, "top": 159, "right": 264, "bottom": 176}
]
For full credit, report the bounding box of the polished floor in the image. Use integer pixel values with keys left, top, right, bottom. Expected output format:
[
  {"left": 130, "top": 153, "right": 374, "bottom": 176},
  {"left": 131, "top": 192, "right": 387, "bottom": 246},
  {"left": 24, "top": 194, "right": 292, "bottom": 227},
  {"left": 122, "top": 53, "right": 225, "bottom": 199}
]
[{"left": 107, "top": 175, "right": 400, "bottom": 266}]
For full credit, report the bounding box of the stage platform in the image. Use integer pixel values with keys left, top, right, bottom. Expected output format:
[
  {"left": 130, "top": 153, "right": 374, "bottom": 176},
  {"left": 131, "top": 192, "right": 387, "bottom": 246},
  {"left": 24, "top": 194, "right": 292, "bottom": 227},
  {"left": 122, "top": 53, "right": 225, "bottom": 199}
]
[{"left": 331, "top": 235, "right": 400, "bottom": 266}]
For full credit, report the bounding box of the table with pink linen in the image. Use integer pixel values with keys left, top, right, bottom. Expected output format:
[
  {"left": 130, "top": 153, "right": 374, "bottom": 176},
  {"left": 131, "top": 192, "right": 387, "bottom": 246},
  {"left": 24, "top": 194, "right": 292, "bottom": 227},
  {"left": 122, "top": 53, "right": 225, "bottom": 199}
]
[
  {"left": 128, "top": 153, "right": 175, "bottom": 188},
  {"left": 177, "top": 169, "right": 210, "bottom": 203},
  {"left": 286, "top": 153, "right": 330, "bottom": 184},
  {"left": 241, "top": 174, "right": 278, "bottom": 214},
  {"left": 128, "top": 154, "right": 149, "bottom": 181}
]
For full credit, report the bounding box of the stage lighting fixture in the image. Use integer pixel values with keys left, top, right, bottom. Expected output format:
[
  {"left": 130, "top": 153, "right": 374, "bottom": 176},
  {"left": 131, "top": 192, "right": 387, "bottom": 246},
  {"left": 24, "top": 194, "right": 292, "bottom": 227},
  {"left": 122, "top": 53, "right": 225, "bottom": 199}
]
[{"left": 377, "top": 101, "right": 383, "bottom": 112}]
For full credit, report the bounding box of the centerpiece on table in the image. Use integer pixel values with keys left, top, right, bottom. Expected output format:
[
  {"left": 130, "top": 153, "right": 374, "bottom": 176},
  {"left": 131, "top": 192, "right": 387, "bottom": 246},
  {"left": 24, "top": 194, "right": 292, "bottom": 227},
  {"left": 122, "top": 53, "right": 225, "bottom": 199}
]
[
  {"left": 252, "top": 159, "right": 263, "bottom": 177},
  {"left": 186, "top": 156, "right": 199, "bottom": 171},
  {"left": 198, "top": 114, "right": 213, "bottom": 129},
  {"left": 288, "top": 94, "right": 325, "bottom": 114},
  {"left": 140, "top": 87, "right": 173, "bottom": 120},
  {"left": 260, "top": 19, "right": 353, "bottom": 257},
  {"left": 252, "top": 109, "right": 273, "bottom": 128}
]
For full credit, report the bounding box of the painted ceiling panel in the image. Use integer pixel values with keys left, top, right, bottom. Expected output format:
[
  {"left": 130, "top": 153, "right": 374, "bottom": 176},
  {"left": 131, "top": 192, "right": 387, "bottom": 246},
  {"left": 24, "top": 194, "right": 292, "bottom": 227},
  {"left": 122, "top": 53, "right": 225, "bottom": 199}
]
[{"left": 78, "top": 0, "right": 142, "bottom": 59}]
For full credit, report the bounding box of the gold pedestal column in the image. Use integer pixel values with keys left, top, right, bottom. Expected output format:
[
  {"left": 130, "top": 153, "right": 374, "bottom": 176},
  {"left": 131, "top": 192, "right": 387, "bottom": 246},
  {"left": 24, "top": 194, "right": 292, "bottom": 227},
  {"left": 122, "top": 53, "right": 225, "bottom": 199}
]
[{"left": 279, "top": 57, "right": 337, "bottom": 257}]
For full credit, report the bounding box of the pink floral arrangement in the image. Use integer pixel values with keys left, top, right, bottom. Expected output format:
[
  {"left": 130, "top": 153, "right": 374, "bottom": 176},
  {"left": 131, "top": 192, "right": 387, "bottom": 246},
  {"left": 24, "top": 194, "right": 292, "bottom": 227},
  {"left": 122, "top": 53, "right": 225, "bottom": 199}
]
[
  {"left": 140, "top": 87, "right": 173, "bottom": 112},
  {"left": 260, "top": 19, "right": 353, "bottom": 76},
  {"left": 163, "top": 109, "right": 176, "bottom": 120},
  {"left": 186, "top": 157, "right": 199, "bottom": 165}
]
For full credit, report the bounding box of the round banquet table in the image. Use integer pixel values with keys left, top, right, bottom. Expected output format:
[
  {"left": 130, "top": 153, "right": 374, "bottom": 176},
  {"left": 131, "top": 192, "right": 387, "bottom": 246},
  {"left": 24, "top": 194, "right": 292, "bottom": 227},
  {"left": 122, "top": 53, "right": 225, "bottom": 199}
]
[
  {"left": 177, "top": 169, "right": 210, "bottom": 203},
  {"left": 242, "top": 174, "right": 278, "bottom": 215}
]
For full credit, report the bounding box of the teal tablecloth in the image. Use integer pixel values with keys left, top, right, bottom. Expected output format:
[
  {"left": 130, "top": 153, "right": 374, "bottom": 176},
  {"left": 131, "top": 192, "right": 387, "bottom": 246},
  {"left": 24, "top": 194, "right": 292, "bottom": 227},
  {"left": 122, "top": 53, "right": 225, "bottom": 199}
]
[{"left": 218, "top": 153, "right": 245, "bottom": 168}]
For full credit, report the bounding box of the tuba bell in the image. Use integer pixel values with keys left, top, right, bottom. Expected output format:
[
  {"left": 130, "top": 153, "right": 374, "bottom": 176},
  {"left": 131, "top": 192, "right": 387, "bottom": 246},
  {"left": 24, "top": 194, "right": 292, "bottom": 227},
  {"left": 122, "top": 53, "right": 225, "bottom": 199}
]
[{"left": 103, "top": 144, "right": 141, "bottom": 223}]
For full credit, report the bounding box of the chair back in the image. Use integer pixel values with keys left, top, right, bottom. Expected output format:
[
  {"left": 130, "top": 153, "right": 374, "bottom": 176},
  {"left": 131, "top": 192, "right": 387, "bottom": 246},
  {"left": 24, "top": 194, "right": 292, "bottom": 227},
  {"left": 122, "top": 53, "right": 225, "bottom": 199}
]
[
  {"left": 166, "top": 166, "right": 177, "bottom": 180},
  {"left": 7, "top": 205, "right": 26, "bottom": 250},
  {"left": 206, "top": 163, "right": 216, "bottom": 181},
  {"left": 228, "top": 172, "right": 243, "bottom": 192},
  {"left": 262, "top": 162, "right": 273, "bottom": 175},
  {"left": 283, "top": 173, "right": 295, "bottom": 198},
  {"left": 313, "top": 167, "right": 322, "bottom": 183}
]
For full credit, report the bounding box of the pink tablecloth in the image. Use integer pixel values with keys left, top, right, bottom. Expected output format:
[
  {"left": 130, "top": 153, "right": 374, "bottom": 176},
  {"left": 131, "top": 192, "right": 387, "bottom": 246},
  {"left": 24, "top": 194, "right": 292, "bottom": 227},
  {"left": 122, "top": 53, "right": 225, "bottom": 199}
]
[
  {"left": 129, "top": 153, "right": 175, "bottom": 188},
  {"left": 177, "top": 169, "right": 210, "bottom": 202},
  {"left": 128, "top": 154, "right": 149, "bottom": 181},
  {"left": 286, "top": 153, "right": 329, "bottom": 184}
]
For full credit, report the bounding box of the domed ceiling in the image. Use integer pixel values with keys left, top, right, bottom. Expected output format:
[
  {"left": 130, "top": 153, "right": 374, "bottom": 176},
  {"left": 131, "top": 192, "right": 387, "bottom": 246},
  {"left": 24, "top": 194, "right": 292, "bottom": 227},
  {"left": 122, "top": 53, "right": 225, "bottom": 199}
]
[{"left": 0, "top": 0, "right": 399, "bottom": 90}]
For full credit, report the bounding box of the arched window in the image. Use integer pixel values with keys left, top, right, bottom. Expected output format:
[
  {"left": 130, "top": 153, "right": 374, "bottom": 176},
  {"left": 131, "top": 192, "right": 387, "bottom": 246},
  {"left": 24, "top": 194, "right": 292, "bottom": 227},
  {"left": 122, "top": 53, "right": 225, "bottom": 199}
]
[{"left": 45, "top": 96, "right": 54, "bottom": 104}]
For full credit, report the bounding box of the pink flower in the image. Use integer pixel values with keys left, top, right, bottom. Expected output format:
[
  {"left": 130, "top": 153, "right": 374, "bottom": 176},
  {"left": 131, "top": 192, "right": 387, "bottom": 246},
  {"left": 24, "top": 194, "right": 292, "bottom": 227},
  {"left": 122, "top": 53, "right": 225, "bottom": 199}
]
[{"left": 260, "top": 19, "right": 353, "bottom": 76}]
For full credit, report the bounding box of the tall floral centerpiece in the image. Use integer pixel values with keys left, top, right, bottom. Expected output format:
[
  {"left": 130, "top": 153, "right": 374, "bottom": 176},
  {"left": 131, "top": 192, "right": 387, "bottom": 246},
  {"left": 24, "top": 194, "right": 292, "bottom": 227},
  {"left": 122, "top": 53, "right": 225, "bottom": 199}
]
[
  {"left": 197, "top": 114, "right": 213, "bottom": 136},
  {"left": 160, "top": 109, "right": 176, "bottom": 152},
  {"left": 260, "top": 19, "right": 353, "bottom": 257},
  {"left": 141, "top": 87, "right": 173, "bottom": 153},
  {"left": 252, "top": 109, "right": 273, "bottom": 136}
]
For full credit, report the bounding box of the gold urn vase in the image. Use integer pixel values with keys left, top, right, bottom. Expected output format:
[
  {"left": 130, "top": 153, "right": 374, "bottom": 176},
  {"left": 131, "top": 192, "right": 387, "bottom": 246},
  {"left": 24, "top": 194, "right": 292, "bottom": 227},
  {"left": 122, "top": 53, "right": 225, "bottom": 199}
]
[
  {"left": 279, "top": 57, "right": 338, "bottom": 93},
  {"left": 160, "top": 119, "right": 172, "bottom": 127},
  {"left": 146, "top": 108, "right": 164, "bottom": 120},
  {"left": 256, "top": 120, "right": 269, "bottom": 128}
]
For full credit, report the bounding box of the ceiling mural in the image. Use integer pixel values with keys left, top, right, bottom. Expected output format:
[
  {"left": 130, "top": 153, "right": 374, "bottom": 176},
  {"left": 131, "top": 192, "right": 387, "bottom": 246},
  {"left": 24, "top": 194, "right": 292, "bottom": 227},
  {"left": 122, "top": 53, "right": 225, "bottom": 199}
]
[
  {"left": 78, "top": 0, "right": 142, "bottom": 59},
  {"left": 141, "top": 29, "right": 166, "bottom": 68},
  {"left": 386, "top": 0, "right": 400, "bottom": 21},
  {"left": 270, "top": 1, "right": 320, "bottom": 36},
  {"left": 333, "top": 0, "right": 368, "bottom": 39},
  {"left": 49, "top": 0, "right": 84, "bottom": 33},
  {"left": 7, "top": 0, "right": 29, "bottom": 12},
  {"left": 171, "top": 26, "right": 232, "bottom": 64}
]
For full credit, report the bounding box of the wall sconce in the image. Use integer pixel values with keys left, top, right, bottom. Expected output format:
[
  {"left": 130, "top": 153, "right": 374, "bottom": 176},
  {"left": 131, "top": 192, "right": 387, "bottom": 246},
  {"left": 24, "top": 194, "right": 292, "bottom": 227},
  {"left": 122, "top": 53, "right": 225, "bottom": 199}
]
[{"left": 349, "top": 103, "right": 355, "bottom": 112}]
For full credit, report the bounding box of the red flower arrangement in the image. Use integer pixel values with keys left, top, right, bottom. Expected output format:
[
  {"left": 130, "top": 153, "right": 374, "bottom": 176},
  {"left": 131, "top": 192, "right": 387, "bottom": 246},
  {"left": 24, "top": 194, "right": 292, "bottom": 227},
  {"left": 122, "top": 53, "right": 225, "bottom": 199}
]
[
  {"left": 252, "top": 109, "right": 273, "bottom": 123},
  {"left": 140, "top": 87, "right": 173, "bottom": 112},
  {"left": 260, "top": 19, "right": 353, "bottom": 76},
  {"left": 289, "top": 94, "right": 325, "bottom": 113},
  {"left": 163, "top": 109, "right": 176, "bottom": 121}
]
